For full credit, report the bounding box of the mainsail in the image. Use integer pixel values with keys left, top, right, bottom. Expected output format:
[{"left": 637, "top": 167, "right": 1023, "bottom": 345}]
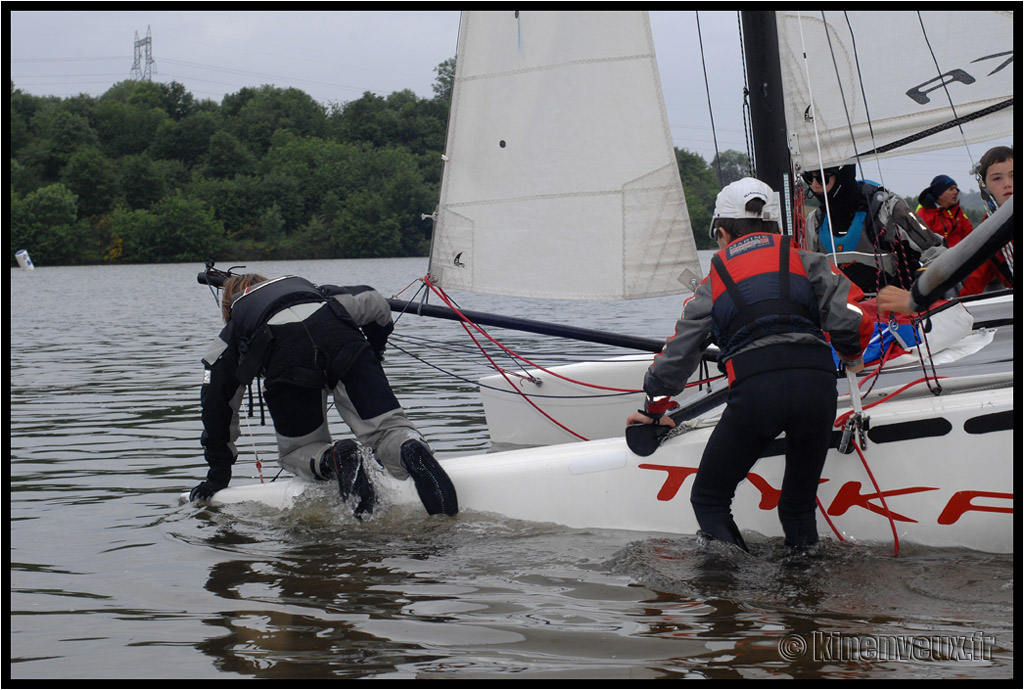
[
  {"left": 775, "top": 11, "right": 1014, "bottom": 172},
  {"left": 427, "top": 11, "right": 701, "bottom": 300}
]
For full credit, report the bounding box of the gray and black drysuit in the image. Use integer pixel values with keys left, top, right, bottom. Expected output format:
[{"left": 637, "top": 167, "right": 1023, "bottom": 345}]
[{"left": 195, "top": 276, "right": 428, "bottom": 499}]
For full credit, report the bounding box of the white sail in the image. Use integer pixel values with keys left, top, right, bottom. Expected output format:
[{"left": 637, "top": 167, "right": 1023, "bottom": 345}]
[
  {"left": 428, "top": 11, "right": 701, "bottom": 300},
  {"left": 776, "top": 11, "right": 1014, "bottom": 171}
]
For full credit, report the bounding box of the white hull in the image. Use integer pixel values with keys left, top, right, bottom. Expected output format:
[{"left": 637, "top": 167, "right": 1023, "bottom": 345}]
[
  {"left": 185, "top": 373, "right": 1013, "bottom": 553},
  {"left": 480, "top": 297, "right": 1001, "bottom": 447}
]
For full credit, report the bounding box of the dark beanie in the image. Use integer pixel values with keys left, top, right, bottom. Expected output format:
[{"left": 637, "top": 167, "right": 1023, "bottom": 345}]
[{"left": 918, "top": 174, "right": 957, "bottom": 208}]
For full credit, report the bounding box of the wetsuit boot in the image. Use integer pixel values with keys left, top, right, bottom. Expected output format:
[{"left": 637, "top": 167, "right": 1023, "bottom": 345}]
[
  {"left": 320, "top": 440, "right": 375, "bottom": 519},
  {"left": 695, "top": 518, "right": 749, "bottom": 553},
  {"left": 400, "top": 439, "right": 458, "bottom": 516}
]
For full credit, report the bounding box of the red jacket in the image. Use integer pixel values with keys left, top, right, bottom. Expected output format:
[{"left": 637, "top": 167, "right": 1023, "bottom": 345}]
[
  {"left": 915, "top": 202, "right": 973, "bottom": 245},
  {"left": 916, "top": 203, "right": 1011, "bottom": 296},
  {"left": 957, "top": 212, "right": 1014, "bottom": 296}
]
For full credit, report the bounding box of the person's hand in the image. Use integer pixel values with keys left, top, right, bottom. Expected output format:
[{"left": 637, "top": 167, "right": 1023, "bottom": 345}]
[
  {"left": 842, "top": 357, "right": 865, "bottom": 374},
  {"left": 627, "top": 411, "right": 676, "bottom": 428},
  {"left": 876, "top": 286, "right": 915, "bottom": 315}
]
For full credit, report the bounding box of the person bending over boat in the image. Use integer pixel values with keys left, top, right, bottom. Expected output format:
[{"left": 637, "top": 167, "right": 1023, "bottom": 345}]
[
  {"left": 189, "top": 273, "right": 458, "bottom": 517},
  {"left": 628, "top": 178, "right": 873, "bottom": 553},
  {"left": 803, "top": 164, "right": 944, "bottom": 294}
]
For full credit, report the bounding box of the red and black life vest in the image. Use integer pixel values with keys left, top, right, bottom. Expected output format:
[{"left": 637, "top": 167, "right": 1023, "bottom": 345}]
[{"left": 709, "top": 233, "right": 825, "bottom": 362}]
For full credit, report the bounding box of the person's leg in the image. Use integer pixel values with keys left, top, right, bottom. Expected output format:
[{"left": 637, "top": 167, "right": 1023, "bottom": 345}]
[
  {"left": 331, "top": 348, "right": 457, "bottom": 516},
  {"left": 265, "top": 384, "right": 333, "bottom": 481},
  {"left": 264, "top": 382, "right": 374, "bottom": 516},
  {"left": 690, "top": 378, "right": 780, "bottom": 551},
  {"left": 778, "top": 370, "right": 837, "bottom": 548}
]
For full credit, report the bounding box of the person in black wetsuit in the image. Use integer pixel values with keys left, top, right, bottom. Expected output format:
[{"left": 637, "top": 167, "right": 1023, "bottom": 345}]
[
  {"left": 803, "top": 164, "right": 944, "bottom": 294},
  {"left": 628, "top": 178, "right": 873, "bottom": 552},
  {"left": 189, "top": 273, "right": 458, "bottom": 518}
]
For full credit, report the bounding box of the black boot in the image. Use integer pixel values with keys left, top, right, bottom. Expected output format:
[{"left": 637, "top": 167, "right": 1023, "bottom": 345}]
[
  {"left": 400, "top": 439, "right": 458, "bottom": 516},
  {"left": 320, "top": 440, "right": 375, "bottom": 519},
  {"left": 695, "top": 519, "right": 749, "bottom": 553}
]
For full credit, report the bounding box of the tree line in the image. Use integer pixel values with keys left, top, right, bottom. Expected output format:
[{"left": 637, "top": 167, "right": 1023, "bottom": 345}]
[{"left": 10, "top": 62, "right": 748, "bottom": 267}]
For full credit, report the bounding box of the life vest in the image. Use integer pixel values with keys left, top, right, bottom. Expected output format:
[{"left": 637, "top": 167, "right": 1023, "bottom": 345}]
[
  {"left": 227, "top": 276, "right": 363, "bottom": 387},
  {"left": 815, "top": 180, "right": 886, "bottom": 254},
  {"left": 709, "top": 233, "right": 824, "bottom": 362},
  {"left": 229, "top": 276, "right": 327, "bottom": 339}
]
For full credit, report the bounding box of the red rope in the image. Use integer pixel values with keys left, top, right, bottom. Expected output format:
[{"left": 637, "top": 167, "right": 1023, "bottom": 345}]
[
  {"left": 418, "top": 276, "right": 722, "bottom": 441},
  {"left": 817, "top": 496, "right": 846, "bottom": 543},
  {"left": 830, "top": 374, "right": 937, "bottom": 556},
  {"left": 422, "top": 276, "right": 646, "bottom": 392},
  {"left": 834, "top": 376, "right": 947, "bottom": 428}
]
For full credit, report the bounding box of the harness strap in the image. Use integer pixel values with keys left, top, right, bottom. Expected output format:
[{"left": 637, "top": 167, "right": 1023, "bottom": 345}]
[{"left": 712, "top": 237, "right": 817, "bottom": 347}]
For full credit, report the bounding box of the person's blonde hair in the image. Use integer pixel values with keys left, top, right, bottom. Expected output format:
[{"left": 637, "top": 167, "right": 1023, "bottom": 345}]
[{"left": 221, "top": 273, "right": 268, "bottom": 322}]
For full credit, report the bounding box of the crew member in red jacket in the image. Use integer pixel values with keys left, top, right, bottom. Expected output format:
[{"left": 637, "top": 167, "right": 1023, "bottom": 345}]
[
  {"left": 915, "top": 174, "right": 974, "bottom": 246},
  {"left": 628, "top": 178, "right": 873, "bottom": 552}
]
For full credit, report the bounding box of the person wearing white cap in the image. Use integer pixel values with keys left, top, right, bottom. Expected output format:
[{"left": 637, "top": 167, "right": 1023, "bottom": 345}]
[{"left": 628, "top": 177, "right": 873, "bottom": 553}]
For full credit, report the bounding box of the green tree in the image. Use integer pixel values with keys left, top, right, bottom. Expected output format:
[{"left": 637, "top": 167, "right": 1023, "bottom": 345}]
[
  {"left": 30, "top": 106, "right": 99, "bottom": 177},
  {"left": 60, "top": 147, "right": 120, "bottom": 218},
  {"left": 116, "top": 194, "right": 224, "bottom": 263},
  {"left": 221, "top": 85, "right": 327, "bottom": 156},
  {"left": 94, "top": 99, "right": 169, "bottom": 158},
  {"left": 185, "top": 175, "right": 253, "bottom": 234},
  {"left": 11, "top": 183, "right": 85, "bottom": 265},
  {"left": 201, "top": 130, "right": 256, "bottom": 178},
  {"left": 676, "top": 148, "right": 720, "bottom": 249},
  {"left": 151, "top": 110, "right": 218, "bottom": 166},
  {"left": 119, "top": 153, "right": 168, "bottom": 210},
  {"left": 9, "top": 158, "right": 43, "bottom": 197},
  {"left": 432, "top": 57, "right": 456, "bottom": 102},
  {"left": 710, "top": 149, "right": 752, "bottom": 187},
  {"left": 335, "top": 189, "right": 402, "bottom": 258}
]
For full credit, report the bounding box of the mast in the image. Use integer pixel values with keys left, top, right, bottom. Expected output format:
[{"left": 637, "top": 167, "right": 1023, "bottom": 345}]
[{"left": 740, "top": 12, "right": 793, "bottom": 212}]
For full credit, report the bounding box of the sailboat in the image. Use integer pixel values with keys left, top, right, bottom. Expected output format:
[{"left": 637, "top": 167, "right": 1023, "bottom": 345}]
[{"left": 190, "top": 11, "right": 1014, "bottom": 553}]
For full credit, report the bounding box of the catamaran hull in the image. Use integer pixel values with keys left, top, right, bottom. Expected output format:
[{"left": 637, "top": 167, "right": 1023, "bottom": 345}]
[
  {"left": 479, "top": 298, "right": 991, "bottom": 447},
  {"left": 185, "top": 380, "right": 1013, "bottom": 553}
]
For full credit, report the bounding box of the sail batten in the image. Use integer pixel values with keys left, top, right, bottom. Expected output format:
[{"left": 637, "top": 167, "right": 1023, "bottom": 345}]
[{"left": 428, "top": 11, "right": 700, "bottom": 301}]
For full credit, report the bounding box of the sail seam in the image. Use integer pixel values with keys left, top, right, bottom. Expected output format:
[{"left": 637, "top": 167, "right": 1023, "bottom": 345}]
[
  {"left": 457, "top": 53, "right": 656, "bottom": 83},
  {"left": 444, "top": 185, "right": 679, "bottom": 209}
]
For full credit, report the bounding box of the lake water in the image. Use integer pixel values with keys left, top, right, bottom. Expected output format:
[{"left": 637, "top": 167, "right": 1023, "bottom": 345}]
[{"left": 9, "top": 258, "right": 1014, "bottom": 680}]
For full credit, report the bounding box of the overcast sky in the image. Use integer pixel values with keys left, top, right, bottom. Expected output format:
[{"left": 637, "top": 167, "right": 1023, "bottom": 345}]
[{"left": 9, "top": 10, "right": 1007, "bottom": 197}]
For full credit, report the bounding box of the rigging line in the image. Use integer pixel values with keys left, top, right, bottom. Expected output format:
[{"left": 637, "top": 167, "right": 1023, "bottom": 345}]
[
  {"left": 819, "top": 12, "right": 862, "bottom": 177},
  {"left": 422, "top": 277, "right": 643, "bottom": 393},
  {"left": 411, "top": 277, "right": 539, "bottom": 383},
  {"left": 391, "top": 341, "right": 639, "bottom": 400},
  {"left": 834, "top": 375, "right": 948, "bottom": 427},
  {"left": 916, "top": 11, "right": 976, "bottom": 172},
  {"left": 858, "top": 103, "right": 1014, "bottom": 161},
  {"left": 239, "top": 389, "right": 266, "bottom": 484},
  {"left": 449, "top": 307, "right": 591, "bottom": 441},
  {"left": 816, "top": 496, "right": 846, "bottom": 544},
  {"left": 736, "top": 12, "right": 757, "bottom": 179},
  {"left": 795, "top": 12, "right": 840, "bottom": 268},
  {"left": 852, "top": 439, "right": 901, "bottom": 557},
  {"left": 696, "top": 11, "right": 724, "bottom": 187},
  {"left": 839, "top": 12, "right": 886, "bottom": 186}
]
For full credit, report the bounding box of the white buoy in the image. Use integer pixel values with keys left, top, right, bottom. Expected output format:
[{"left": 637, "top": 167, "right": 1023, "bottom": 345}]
[{"left": 16, "top": 249, "right": 34, "bottom": 270}]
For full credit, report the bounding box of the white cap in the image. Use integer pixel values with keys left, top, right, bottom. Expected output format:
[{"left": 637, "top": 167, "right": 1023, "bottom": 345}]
[{"left": 712, "top": 177, "right": 781, "bottom": 222}]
